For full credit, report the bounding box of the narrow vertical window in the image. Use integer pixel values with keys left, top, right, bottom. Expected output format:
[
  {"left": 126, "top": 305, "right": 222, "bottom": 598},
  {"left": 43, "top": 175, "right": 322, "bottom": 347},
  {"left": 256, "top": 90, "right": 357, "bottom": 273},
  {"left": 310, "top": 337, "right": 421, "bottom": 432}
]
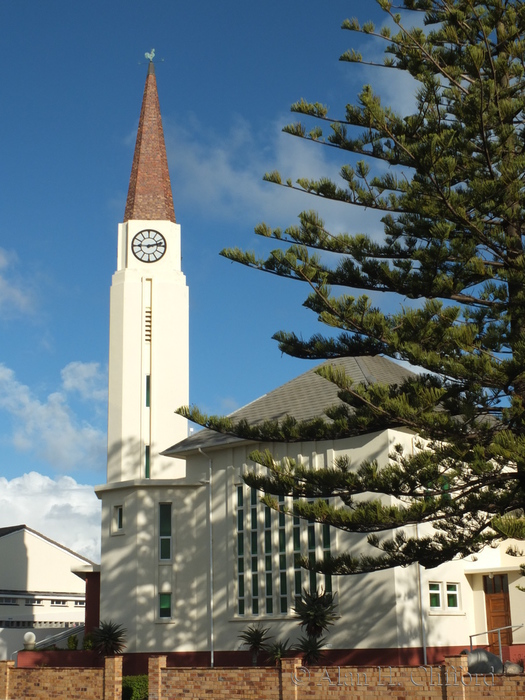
[
  {"left": 250, "top": 488, "right": 259, "bottom": 615},
  {"left": 293, "top": 501, "right": 301, "bottom": 607},
  {"left": 308, "top": 505, "right": 317, "bottom": 592},
  {"left": 159, "top": 503, "right": 172, "bottom": 560},
  {"left": 264, "top": 505, "right": 273, "bottom": 614},
  {"left": 145, "top": 375, "right": 151, "bottom": 407},
  {"left": 279, "top": 495, "right": 288, "bottom": 614},
  {"left": 159, "top": 593, "right": 171, "bottom": 618},
  {"left": 145, "top": 445, "right": 150, "bottom": 479},
  {"left": 322, "top": 508, "right": 332, "bottom": 594},
  {"left": 112, "top": 505, "right": 123, "bottom": 533},
  {"left": 237, "top": 486, "right": 245, "bottom": 615}
]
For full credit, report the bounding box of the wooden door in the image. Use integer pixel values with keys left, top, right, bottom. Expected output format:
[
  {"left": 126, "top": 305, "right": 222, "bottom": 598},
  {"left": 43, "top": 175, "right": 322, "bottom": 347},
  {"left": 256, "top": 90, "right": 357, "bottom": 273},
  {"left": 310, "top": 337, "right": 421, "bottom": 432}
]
[{"left": 483, "top": 574, "right": 512, "bottom": 652}]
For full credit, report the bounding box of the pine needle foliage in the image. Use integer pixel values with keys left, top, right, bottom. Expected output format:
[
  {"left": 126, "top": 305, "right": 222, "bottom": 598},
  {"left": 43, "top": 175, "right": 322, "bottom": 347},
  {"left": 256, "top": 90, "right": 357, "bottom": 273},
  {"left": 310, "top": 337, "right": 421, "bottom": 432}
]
[{"left": 180, "top": 1, "right": 525, "bottom": 574}]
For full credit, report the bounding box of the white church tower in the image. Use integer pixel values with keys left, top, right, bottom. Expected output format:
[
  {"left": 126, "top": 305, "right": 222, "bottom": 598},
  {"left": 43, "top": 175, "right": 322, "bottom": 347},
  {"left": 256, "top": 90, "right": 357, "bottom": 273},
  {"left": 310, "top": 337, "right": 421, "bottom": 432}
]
[
  {"left": 107, "top": 58, "right": 189, "bottom": 483},
  {"left": 95, "top": 58, "right": 192, "bottom": 645}
]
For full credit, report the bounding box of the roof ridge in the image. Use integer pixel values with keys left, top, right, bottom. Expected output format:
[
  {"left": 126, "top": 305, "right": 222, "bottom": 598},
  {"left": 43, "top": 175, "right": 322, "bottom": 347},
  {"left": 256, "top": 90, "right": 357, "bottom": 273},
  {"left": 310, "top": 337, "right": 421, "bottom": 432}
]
[{"left": 0, "top": 524, "right": 95, "bottom": 565}]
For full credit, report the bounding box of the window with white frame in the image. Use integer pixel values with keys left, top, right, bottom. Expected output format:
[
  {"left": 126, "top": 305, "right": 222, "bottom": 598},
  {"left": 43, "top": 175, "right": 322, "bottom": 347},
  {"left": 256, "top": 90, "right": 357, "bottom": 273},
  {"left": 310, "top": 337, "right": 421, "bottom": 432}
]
[
  {"left": 112, "top": 505, "right": 123, "bottom": 534},
  {"left": 429, "top": 582, "right": 460, "bottom": 611}
]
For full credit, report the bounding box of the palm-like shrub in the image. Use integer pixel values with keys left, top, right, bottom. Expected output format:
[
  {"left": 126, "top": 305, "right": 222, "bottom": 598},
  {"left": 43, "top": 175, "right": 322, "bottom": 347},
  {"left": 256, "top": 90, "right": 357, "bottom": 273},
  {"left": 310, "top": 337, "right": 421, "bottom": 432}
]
[
  {"left": 91, "top": 620, "right": 127, "bottom": 655},
  {"left": 294, "top": 635, "right": 326, "bottom": 665},
  {"left": 294, "top": 589, "right": 337, "bottom": 638},
  {"left": 266, "top": 639, "right": 292, "bottom": 665},
  {"left": 238, "top": 624, "right": 272, "bottom": 665}
]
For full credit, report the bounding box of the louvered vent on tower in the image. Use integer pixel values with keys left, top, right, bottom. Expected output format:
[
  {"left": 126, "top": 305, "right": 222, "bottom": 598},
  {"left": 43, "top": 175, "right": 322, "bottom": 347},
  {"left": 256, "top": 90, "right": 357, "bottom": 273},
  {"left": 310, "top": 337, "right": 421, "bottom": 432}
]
[{"left": 145, "top": 308, "right": 152, "bottom": 342}]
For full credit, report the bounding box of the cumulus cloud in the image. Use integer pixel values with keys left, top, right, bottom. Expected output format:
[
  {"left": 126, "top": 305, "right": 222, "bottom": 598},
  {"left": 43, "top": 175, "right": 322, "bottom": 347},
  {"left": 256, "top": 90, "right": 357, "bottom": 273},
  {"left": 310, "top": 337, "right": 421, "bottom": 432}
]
[
  {"left": 0, "top": 363, "right": 106, "bottom": 473},
  {"left": 0, "top": 248, "right": 35, "bottom": 317},
  {"left": 61, "top": 361, "right": 108, "bottom": 402},
  {"left": 166, "top": 108, "right": 387, "bottom": 247},
  {"left": 0, "top": 472, "right": 101, "bottom": 562}
]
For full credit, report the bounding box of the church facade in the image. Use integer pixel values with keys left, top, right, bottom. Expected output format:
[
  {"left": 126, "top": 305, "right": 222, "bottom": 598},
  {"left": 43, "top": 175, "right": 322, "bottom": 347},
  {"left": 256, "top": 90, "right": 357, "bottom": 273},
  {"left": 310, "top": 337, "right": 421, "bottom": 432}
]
[{"left": 94, "top": 60, "right": 525, "bottom": 664}]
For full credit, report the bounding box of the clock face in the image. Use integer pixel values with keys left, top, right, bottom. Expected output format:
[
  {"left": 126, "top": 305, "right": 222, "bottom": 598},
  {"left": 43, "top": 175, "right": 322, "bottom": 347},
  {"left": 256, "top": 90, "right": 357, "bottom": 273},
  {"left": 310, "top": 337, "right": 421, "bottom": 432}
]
[{"left": 131, "top": 230, "right": 167, "bottom": 262}]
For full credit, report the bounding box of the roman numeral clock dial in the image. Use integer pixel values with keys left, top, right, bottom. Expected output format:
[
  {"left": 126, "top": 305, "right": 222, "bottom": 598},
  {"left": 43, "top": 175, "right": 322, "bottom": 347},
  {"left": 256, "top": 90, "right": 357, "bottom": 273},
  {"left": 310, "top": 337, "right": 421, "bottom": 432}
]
[{"left": 131, "top": 230, "right": 167, "bottom": 262}]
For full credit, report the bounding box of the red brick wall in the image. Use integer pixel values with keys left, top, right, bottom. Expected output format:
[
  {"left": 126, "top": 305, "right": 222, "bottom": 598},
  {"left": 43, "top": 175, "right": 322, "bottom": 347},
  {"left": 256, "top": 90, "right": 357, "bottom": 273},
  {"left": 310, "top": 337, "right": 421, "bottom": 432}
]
[
  {"left": 3, "top": 653, "right": 525, "bottom": 700},
  {"left": 0, "top": 656, "right": 120, "bottom": 700}
]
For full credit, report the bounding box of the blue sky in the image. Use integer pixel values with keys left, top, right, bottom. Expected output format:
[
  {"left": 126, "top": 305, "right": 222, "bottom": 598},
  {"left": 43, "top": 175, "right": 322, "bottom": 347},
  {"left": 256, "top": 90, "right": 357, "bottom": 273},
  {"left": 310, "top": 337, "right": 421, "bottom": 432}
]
[{"left": 0, "top": 1, "right": 416, "bottom": 559}]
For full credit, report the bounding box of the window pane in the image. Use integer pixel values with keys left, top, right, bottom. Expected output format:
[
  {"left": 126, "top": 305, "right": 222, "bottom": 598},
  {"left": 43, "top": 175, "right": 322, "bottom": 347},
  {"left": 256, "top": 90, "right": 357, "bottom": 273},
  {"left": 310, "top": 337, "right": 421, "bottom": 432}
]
[
  {"left": 323, "top": 524, "right": 330, "bottom": 549},
  {"left": 145, "top": 445, "right": 150, "bottom": 479},
  {"left": 160, "top": 538, "right": 171, "bottom": 560},
  {"left": 447, "top": 584, "right": 459, "bottom": 608},
  {"left": 159, "top": 593, "right": 171, "bottom": 618},
  {"left": 159, "top": 504, "right": 171, "bottom": 536},
  {"left": 429, "top": 583, "right": 441, "bottom": 608},
  {"left": 145, "top": 375, "right": 151, "bottom": 407}
]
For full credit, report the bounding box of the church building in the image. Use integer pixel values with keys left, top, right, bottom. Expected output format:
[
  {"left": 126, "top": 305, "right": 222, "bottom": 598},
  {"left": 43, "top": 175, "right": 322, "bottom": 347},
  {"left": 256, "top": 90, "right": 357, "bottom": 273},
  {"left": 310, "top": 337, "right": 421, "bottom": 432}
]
[{"left": 94, "top": 58, "right": 525, "bottom": 666}]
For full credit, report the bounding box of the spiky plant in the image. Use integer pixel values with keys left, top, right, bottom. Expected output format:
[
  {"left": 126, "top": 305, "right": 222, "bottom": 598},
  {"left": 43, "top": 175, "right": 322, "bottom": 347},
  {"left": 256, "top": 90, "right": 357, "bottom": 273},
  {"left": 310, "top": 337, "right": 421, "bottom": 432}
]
[
  {"left": 266, "top": 638, "right": 292, "bottom": 665},
  {"left": 91, "top": 620, "right": 127, "bottom": 655},
  {"left": 238, "top": 624, "right": 272, "bottom": 666},
  {"left": 294, "top": 634, "right": 326, "bottom": 665},
  {"left": 294, "top": 589, "right": 337, "bottom": 639}
]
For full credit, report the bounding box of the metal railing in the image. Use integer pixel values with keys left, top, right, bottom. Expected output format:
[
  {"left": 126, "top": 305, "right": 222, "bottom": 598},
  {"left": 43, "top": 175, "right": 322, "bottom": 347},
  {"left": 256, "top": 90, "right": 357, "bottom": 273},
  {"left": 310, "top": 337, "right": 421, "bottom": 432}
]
[{"left": 469, "top": 623, "right": 524, "bottom": 662}]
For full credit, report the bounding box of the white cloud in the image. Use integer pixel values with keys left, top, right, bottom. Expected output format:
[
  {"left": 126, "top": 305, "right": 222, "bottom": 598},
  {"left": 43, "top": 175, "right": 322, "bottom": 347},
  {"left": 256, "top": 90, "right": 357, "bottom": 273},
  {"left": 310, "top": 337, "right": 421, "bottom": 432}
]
[
  {"left": 0, "top": 248, "right": 35, "bottom": 317},
  {"left": 166, "top": 109, "right": 388, "bottom": 245},
  {"left": 0, "top": 363, "right": 106, "bottom": 473},
  {"left": 0, "top": 472, "right": 100, "bottom": 562},
  {"left": 61, "top": 361, "right": 108, "bottom": 402}
]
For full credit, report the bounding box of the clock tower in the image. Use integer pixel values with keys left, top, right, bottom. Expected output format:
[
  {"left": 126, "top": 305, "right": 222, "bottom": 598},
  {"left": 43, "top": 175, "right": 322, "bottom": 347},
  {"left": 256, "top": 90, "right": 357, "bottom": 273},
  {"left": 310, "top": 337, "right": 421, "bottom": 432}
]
[
  {"left": 106, "top": 59, "right": 189, "bottom": 484},
  {"left": 94, "top": 57, "right": 192, "bottom": 650}
]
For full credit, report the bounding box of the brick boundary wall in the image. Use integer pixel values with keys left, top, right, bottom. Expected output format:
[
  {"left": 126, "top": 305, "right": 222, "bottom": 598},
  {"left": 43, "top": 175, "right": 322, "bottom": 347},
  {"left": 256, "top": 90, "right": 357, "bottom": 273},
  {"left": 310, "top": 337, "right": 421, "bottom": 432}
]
[
  {"left": 154, "top": 655, "right": 525, "bottom": 700},
  {"left": 2, "top": 654, "right": 525, "bottom": 700},
  {"left": 0, "top": 656, "right": 121, "bottom": 700}
]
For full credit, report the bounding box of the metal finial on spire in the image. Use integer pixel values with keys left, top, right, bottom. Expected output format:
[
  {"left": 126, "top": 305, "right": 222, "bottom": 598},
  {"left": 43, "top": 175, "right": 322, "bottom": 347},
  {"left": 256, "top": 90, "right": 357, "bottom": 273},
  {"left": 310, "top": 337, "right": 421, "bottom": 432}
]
[{"left": 145, "top": 48, "right": 155, "bottom": 62}]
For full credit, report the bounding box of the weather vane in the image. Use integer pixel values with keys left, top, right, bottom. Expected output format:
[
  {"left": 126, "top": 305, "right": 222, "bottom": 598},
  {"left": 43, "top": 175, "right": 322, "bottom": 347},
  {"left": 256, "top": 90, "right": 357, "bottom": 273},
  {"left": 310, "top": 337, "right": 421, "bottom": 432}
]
[{"left": 145, "top": 49, "right": 155, "bottom": 63}]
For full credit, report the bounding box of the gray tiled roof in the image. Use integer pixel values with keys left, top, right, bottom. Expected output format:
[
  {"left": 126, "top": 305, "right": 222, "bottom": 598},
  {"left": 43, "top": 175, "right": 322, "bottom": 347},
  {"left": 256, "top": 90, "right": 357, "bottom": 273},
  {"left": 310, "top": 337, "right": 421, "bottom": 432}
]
[{"left": 164, "top": 355, "right": 415, "bottom": 456}]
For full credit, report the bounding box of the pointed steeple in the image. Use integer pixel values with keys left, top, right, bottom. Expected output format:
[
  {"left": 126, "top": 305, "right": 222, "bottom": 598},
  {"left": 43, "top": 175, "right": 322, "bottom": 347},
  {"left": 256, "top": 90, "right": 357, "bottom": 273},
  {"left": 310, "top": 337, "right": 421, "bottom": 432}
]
[{"left": 124, "top": 61, "right": 176, "bottom": 223}]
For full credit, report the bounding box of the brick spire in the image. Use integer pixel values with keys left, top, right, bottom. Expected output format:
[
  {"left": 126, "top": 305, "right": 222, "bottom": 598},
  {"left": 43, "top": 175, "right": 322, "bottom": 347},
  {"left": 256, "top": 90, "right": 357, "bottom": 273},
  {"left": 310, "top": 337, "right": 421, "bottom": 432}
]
[{"left": 124, "top": 62, "right": 176, "bottom": 223}]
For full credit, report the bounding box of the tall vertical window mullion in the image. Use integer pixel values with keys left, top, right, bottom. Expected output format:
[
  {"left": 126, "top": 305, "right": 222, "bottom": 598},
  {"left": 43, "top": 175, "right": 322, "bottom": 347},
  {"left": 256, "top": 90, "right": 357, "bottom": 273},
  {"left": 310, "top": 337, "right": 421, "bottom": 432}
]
[
  {"left": 159, "top": 503, "right": 172, "bottom": 561},
  {"left": 278, "top": 495, "right": 288, "bottom": 614},
  {"left": 237, "top": 486, "right": 245, "bottom": 615},
  {"left": 308, "top": 502, "right": 317, "bottom": 593},
  {"left": 264, "top": 505, "right": 273, "bottom": 614},
  {"left": 322, "top": 502, "right": 332, "bottom": 594},
  {"left": 251, "top": 488, "right": 259, "bottom": 615}
]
